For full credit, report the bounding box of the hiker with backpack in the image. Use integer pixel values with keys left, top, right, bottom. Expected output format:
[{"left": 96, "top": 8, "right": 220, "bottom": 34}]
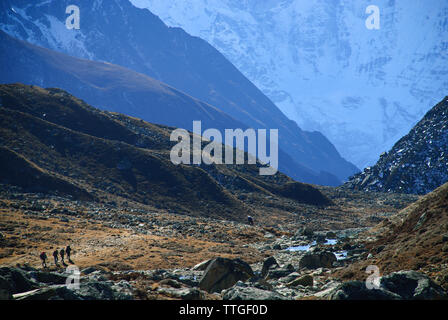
[
  {"left": 53, "top": 249, "right": 59, "bottom": 266},
  {"left": 66, "top": 245, "right": 72, "bottom": 263},
  {"left": 40, "top": 252, "right": 48, "bottom": 268},
  {"left": 60, "top": 248, "right": 65, "bottom": 265}
]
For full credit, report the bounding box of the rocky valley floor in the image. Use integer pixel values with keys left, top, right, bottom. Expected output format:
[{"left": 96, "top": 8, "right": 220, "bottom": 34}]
[{"left": 3, "top": 182, "right": 447, "bottom": 300}]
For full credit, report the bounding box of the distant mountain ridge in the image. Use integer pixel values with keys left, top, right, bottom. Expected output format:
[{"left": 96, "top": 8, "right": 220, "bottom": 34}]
[
  {"left": 0, "top": 0, "right": 359, "bottom": 184},
  {"left": 344, "top": 97, "right": 448, "bottom": 195},
  {"left": 0, "top": 30, "right": 338, "bottom": 185}
]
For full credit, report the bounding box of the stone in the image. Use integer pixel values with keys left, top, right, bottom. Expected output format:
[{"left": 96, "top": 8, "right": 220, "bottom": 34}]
[
  {"left": 302, "top": 227, "right": 314, "bottom": 238},
  {"left": 13, "top": 285, "right": 81, "bottom": 300},
  {"left": 158, "top": 279, "right": 182, "bottom": 289},
  {"left": 380, "top": 270, "right": 448, "bottom": 300},
  {"left": 0, "top": 267, "right": 38, "bottom": 294},
  {"left": 199, "top": 258, "right": 254, "bottom": 293},
  {"left": 329, "top": 281, "right": 401, "bottom": 300},
  {"left": 287, "top": 275, "right": 314, "bottom": 287},
  {"left": 29, "top": 271, "right": 67, "bottom": 285},
  {"left": 157, "top": 287, "right": 204, "bottom": 300},
  {"left": 266, "top": 264, "right": 295, "bottom": 280},
  {"left": 75, "top": 281, "right": 132, "bottom": 300},
  {"left": 261, "top": 256, "right": 279, "bottom": 278},
  {"left": 299, "top": 251, "right": 337, "bottom": 269},
  {"left": 0, "top": 275, "right": 13, "bottom": 300},
  {"left": 316, "top": 235, "right": 326, "bottom": 243},
  {"left": 326, "top": 231, "right": 337, "bottom": 239},
  {"left": 222, "top": 286, "right": 289, "bottom": 300}
]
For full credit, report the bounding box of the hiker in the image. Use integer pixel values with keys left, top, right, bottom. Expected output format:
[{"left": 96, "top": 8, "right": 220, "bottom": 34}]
[
  {"left": 53, "top": 249, "right": 59, "bottom": 266},
  {"left": 66, "top": 245, "right": 72, "bottom": 262},
  {"left": 247, "top": 215, "right": 254, "bottom": 226},
  {"left": 60, "top": 248, "right": 65, "bottom": 264},
  {"left": 40, "top": 252, "right": 48, "bottom": 268}
]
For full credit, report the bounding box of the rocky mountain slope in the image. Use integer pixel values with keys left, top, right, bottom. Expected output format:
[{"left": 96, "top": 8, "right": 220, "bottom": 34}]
[
  {"left": 0, "top": 83, "right": 336, "bottom": 222},
  {"left": 335, "top": 182, "right": 448, "bottom": 291},
  {"left": 135, "top": 0, "right": 448, "bottom": 169},
  {"left": 0, "top": 0, "right": 359, "bottom": 184},
  {"left": 344, "top": 97, "right": 448, "bottom": 194}
]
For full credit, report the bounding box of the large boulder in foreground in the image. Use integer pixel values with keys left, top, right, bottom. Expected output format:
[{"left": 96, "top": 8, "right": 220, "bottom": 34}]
[
  {"left": 199, "top": 258, "right": 254, "bottom": 293},
  {"left": 329, "top": 271, "right": 448, "bottom": 300},
  {"left": 299, "top": 251, "right": 337, "bottom": 269},
  {"left": 380, "top": 270, "right": 448, "bottom": 300}
]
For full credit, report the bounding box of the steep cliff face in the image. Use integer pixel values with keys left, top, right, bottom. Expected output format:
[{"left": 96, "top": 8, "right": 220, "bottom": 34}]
[
  {"left": 0, "top": 0, "right": 359, "bottom": 184},
  {"left": 132, "top": 0, "right": 448, "bottom": 168},
  {"left": 344, "top": 97, "right": 448, "bottom": 195}
]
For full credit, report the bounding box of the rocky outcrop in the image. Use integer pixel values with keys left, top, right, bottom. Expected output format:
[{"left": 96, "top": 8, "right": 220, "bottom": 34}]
[
  {"left": 199, "top": 258, "right": 254, "bottom": 293},
  {"left": 0, "top": 266, "right": 132, "bottom": 300}
]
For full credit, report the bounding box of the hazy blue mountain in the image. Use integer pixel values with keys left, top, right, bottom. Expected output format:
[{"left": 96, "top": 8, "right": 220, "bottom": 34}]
[
  {"left": 0, "top": 30, "right": 344, "bottom": 185},
  {"left": 0, "top": 0, "right": 359, "bottom": 184},
  {"left": 134, "top": 0, "right": 448, "bottom": 169}
]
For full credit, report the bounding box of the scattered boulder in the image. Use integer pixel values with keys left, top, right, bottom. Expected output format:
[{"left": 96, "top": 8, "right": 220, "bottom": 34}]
[
  {"left": 199, "top": 258, "right": 254, "bottom": 293},
  {"left": 222, "top": 285, "right": 289, "bottom": 300},
  {"left": 261, "top": 257, "right": 279, "bottom": 278},
  {"left": 302, "top": 227, "right": 314, "bottom": 238},
  {"left": 287, "top": 275, "right": 314, "bottom": 288},
  {"left": 158, "top": 279, "right": 182, "bottom": 289},
  {"left": 157, "top": 287, "right": 204, "bottom": 300},
  {"left": 329, "top": 271, "right": 448, "bottom": 300},
  {"left": 74, "top": 281, "right": 132, "bottom": 300},
  {"left": 266, "top": 264, "right": 295, "bottom": 280},
  {"left": 299, "top": 251, "right": 337, "bottom": 269},
  {"left": 329, "top": 281, "right": 401, "bottom": 300},
  {"left": 316, "top": 235, "right": 326, "bottom": 243},
  {"left": 0, "top": 267, "right": 38, "bottom": 294},
  {"left": 380, "top": 271, "right": 448, "bottom": 300},
  {"left": 326, "top": 231, "right": 337, "bottom": 239}
]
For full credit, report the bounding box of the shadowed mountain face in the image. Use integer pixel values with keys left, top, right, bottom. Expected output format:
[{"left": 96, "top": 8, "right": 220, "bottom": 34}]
[
  {"left": 0, "top": 0, "right": 359, "bottom": 184},
  {"left": 0, "top": 84, "right": 332, "bottom": 221},
  {"left": 344, "top": 97, "right": 448, "bottom": 195},
  {"left": 0, "top": 30, "right": 340, "bottom": 186}
]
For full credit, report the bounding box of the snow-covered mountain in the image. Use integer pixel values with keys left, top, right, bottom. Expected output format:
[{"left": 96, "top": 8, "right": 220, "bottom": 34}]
[{"left": 131, "top": 0, "right": 448, "bottom": 169}]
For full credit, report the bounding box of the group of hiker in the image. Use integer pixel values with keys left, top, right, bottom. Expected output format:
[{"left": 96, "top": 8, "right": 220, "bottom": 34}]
[{"left": 39, "top": 245, "right": 72, "bottom": 269}]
